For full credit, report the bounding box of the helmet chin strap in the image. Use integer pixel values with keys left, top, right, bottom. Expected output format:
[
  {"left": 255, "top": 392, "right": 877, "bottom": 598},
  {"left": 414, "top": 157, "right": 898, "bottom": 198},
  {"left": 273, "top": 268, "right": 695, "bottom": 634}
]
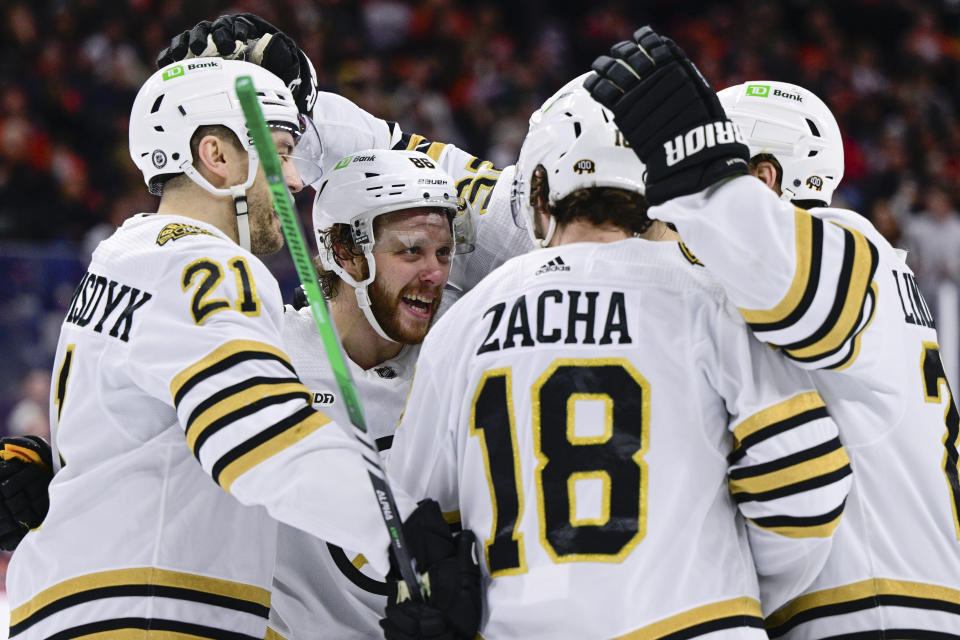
[
  {"left": 535, "top": 216, "right": 557, "bottom": 248},
  {"left": 230, "top": 185, "right": 251, "bottom": 252},
  {"left": 180, "top": 152, "right": 259, "bottom": 252},
  {"left": 338, "top": 251, "right": 399, "bottom": 344},
  {"left": 355, "top": 286, "right": 398, "bottom": 343}
]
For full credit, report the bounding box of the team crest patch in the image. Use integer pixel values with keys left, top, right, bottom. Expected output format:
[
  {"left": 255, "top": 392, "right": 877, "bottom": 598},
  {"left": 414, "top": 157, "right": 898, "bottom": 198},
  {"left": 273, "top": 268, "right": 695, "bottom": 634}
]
[
  {"left": 156, "top": 223, "right": 216, "bottom": 246},
  {"left": 573, "top": 159, "right": 596, "bottom": 174},
  {"left": 151, "top": 149, "right": 167, "bottom": 169},
  {"left": 806, "top": 175, "right": 824, "bottom": 191}
]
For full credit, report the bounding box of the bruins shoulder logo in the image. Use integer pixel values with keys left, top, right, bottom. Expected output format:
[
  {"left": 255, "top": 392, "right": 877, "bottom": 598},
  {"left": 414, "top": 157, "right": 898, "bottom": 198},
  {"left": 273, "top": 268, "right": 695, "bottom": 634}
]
[
  {"left": 156, "top": 223, "right": 216, "bottom": 246},
  {"left": 806, "top": 175, "right": 824, "bottom": 191},
  {"left": 573, "top": 159, "right": 596, "bottom": 174}
]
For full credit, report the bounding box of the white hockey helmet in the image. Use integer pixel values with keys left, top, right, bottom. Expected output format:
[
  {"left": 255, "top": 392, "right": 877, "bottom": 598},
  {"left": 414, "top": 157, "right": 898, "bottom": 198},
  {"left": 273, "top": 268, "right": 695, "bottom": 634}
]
[
  {"left": 718, "top": 81, "right": 844, "bottom": 205},
  {"left": 312, "top": 149, "right": 472, "bottom": 341},
  {"left": 129, "top": 59, "right": 309, "bottom": 250},
  {"left": 511, "top": 72, "right": 645, "bottom": 247}
]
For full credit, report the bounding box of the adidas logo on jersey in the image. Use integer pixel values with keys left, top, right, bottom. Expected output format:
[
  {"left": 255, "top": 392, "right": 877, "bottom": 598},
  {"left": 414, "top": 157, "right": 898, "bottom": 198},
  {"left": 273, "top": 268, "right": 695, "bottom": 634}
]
[
  {"left": 536, "top": 256, "right": 570, "bottom": 275},
  {"left": 663, "top": 121, "right": 744, "bottom": 167}
]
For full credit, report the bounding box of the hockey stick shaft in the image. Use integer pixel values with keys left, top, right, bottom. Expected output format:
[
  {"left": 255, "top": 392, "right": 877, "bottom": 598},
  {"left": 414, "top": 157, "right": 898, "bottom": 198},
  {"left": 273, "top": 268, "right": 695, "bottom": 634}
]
[{"left": 235, "top": 76, "right": 423, "bottom": 601}]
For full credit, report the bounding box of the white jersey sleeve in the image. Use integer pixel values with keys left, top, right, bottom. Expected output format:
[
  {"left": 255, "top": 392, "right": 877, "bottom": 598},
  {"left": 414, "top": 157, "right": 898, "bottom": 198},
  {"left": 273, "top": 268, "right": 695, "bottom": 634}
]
[
  {"left": 120, "top": 218, "right": 402, "bottom": 573},
  {"left": 653, "top": 176, "right": 880, "bottom": 370},
  {"left": 706, "top": 306, "right": 853, "bottom": 614}
]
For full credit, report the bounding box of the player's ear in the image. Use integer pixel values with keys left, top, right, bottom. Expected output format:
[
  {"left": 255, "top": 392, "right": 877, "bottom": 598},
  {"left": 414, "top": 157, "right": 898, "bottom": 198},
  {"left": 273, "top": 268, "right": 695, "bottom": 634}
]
[
  {"left": 752, "top": 160, "right": 780, "bottom": 193},
  {"left": 195, "top": 134, "right": 233, "bottom": 182}
]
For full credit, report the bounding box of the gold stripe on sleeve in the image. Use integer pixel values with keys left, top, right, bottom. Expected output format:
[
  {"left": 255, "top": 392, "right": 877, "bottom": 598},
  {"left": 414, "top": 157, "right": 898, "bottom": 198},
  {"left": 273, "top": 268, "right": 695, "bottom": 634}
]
[
  {"left": 732, "top": 392, "right": 825, "bottom": 449},
  {"left": 729, "top": 447, "right": 850, "bottom": 496},
  {"left": 785, "top": 224, "right": 873, "bottom": 360},
  {"left": 170, "top": 340, "right": 293, "bottom": 401},
  {"left": 10, "top": 567, "right": 271, "bottom": 626},
  {"left": 218, "top": 411, "right": 331, "bottom": 492},
  {"left": 739, "top": 208, "right": 813, "bottom": 325},
  {"left": 186, "top": 382, "right": 312, "bottom": 451},
  {"left": 613, "top": 596, "right": 763, "bottom": 639}
]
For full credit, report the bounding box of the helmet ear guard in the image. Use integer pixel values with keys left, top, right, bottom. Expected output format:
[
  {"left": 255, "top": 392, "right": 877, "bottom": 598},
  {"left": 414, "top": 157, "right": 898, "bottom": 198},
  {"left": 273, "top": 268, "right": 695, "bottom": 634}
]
[
  {"left": 511, "top": 72, "right": 646, "bottom": 248},
  {"left": 718, "top": 81, "right": 844, "bottom": 206}
]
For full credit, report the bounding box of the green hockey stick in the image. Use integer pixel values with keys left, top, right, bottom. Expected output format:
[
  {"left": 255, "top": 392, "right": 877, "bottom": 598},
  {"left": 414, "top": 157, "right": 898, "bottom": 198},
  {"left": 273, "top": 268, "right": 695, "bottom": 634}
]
[{"left": 235, "top": 75, "right": 423, "bottom": 601}]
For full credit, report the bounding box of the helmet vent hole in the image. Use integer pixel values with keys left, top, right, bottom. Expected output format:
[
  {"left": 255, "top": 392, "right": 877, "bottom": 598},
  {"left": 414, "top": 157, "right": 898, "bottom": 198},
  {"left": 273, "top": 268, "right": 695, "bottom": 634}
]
[
  {"left": 365, "top": 172, "right": 379, "bottom": 178},
  {"left": 392, "top": 184, "right": 404, "bottom": 188},
  {"left": 793, "top": 179, "right": 801, "bottom": 187},
  {"left": 389, "top": 191, "right": 403, "bottom": 196},
  {"left": 573, "top": 122, "right": 582, "bottom": 138},
  {"left": 423, "top": 192, "right": 430, "bottom": 198},
  {"left": 172, "top": 153, "right": 180, "bottom": 161},
  {"left": 150, "top": 95, "right": 164, "bottom": 113},
  {"left": 178, "top": 105, "right": 186, "bottom": 116},
  {"left": 153, "top": 125, "right": 164, "bottom": 132},
  {"left": 808, "top": 150, "right": 819, "bottom": 157},
  {"left": 366, "top": 185, "right": 383, "bottom": 191},
  {"left": 806, "top": 118, "right": 821, "bottom": 137}
]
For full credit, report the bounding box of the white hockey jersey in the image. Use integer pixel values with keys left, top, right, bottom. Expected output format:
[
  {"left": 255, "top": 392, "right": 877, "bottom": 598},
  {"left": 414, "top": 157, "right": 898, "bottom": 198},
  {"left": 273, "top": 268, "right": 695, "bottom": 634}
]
[
  {"left": 267, "top": 304, "right": 429, "bottom": 640},
  {"left": 388, "top": 239, "right": 853, "bottom": 640},
  {"left": 8, "top": 214, "right": 407, "bottom": 639},
  {"left": 655, "top": 175, "right": 960, "bottom": 638}
]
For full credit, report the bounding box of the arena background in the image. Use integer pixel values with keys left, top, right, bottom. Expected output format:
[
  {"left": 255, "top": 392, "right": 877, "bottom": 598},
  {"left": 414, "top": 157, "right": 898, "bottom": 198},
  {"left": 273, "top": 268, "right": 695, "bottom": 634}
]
[{"left": 0, "top": 0, "right": 958, "bottom": 629}]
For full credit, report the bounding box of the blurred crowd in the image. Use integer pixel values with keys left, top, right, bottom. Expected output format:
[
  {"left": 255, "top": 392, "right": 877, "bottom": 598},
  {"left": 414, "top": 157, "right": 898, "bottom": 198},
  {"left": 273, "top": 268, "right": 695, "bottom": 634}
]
[{"left": 1, "top": 0, "right": 959, "bottom": 435}]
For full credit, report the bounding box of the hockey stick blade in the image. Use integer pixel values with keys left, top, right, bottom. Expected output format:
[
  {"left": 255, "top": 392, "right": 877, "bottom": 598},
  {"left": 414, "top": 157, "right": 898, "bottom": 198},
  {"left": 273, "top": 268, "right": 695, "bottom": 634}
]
[{"left": 235, "top": 75, "right": 423, "bottom": 602}]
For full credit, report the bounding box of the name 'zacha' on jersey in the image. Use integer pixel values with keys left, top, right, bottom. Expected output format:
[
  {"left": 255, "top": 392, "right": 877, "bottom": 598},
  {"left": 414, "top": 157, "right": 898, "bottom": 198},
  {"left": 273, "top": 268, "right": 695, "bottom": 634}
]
[{"left": 388, "top": 239, "right": 852, "bottom": 640}]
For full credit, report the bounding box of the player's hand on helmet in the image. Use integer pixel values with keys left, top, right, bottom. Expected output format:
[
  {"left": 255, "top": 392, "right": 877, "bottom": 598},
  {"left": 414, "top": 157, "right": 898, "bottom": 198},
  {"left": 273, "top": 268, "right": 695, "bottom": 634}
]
[
  {"left": 584, "top": 26, "right": 750, "bottom": 206},
  {"left": 0, "top": 436, "right": 53, "bottom": 551},
  {"left": 156, "top": 13, "right": 318, "bottom": 116},
  {"left": 380, "top": 499, "right": 482, "bottom": 640}
]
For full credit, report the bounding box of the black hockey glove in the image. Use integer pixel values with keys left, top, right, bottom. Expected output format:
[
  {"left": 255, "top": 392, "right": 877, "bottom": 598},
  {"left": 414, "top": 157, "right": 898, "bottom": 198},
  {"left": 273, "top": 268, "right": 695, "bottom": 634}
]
[
  {"left": 0, "top": 436, "right": 53, "bottom": 551},
  {"left": 380, "top": 499, "right": 482, "bottom": 640},
  {"left": 584, "top": 26, "right": 750, "bottom": 206},
  {"left": 156, "top": 13, "right": 318, "bottom": 116}
]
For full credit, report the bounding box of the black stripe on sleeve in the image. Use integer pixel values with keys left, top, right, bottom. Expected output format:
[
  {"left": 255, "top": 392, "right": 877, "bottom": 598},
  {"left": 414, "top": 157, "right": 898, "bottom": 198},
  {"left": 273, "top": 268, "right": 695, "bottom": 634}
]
[
  {"left": 38, "top": 618, "right": 261, "bottom": 640},
  {"left": 747, "top": 216, "right": 824, "bottom": 333},
  {"left": 375, "top": 435, "right": 394, "bottom": 452},
  {"left": 659, "top": 614, "right": 765, "bottom": 640},
  {"left": 728, "top": 406, "right": 831, "bottom": 464},
  {"left": 185, "top": 376, "right": 300, "bottom": 436},
  {"left": 10, "top": 586, "right": 268, "bottom": 637},
  {"left": 210, "top": 405, "right": 317, "bottom": 485},
  {"left": 750, "top": 500, "right": 846, "bottom": 529},
  {"left": 767, "top": 597, "right": 960, "bottom": 638},
  {"left": 778, "top": 226, "right": 856, "bottom": 351},
  {"left": 730, "top": 437, "right": 844, "bottom": 481},
  {"left": 732, "top": 465, "right": 852, "bottom": 504},
  {"left": 190, "top": 391, "right": 313, "bottom": 458},
  {"left": 173, "top": 351, "right": 296, "bottom": 407},
  {"left": 787, "top": 241, "right": 880, "bottom": 365}
]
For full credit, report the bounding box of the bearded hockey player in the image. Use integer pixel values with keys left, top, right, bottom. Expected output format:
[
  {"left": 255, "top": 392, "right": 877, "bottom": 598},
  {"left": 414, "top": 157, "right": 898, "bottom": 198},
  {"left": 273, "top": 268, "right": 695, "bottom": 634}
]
[
  {"left": 386, "top": 78, "right": 853, "bottom": 639},
  {"left": 588, "top": 26, "right": 960, "bottom": 638},
  {"left": 268, "top": 149, "right": 480, "bottom": 639},
  {"left": 3, "top": 59, "right": 482, "bottom": 640}
]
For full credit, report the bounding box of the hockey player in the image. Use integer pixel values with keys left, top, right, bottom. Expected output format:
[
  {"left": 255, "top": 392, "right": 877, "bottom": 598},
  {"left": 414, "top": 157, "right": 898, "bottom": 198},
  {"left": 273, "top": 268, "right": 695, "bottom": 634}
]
[
  {"left": 587, "top": 26, "right": 960, "bottom": 638},
  {"left": 4, "top": 59, "right": 479, "bottom": 640},
  {"left": 385, "top": 77, "right": 853, "bottom": 639},
  {"left": 268, "top": 148, "right": 481, "bottom": 639}
]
